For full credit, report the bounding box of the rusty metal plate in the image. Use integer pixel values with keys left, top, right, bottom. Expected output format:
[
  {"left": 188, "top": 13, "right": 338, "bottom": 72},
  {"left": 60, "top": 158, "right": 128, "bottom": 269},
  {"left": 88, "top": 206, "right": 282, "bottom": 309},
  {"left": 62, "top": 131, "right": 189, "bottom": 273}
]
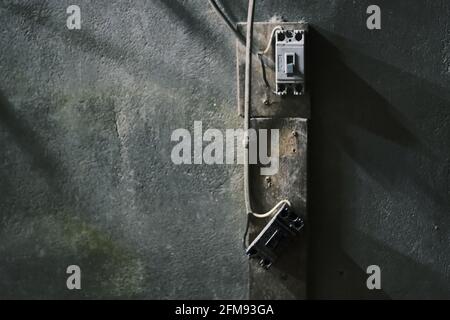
[
  {"left": 248, "top": 118, "right": 308, "bottom": 299},
  {"left": 236, "top": 22, "right": 310, "bottom": 118}
]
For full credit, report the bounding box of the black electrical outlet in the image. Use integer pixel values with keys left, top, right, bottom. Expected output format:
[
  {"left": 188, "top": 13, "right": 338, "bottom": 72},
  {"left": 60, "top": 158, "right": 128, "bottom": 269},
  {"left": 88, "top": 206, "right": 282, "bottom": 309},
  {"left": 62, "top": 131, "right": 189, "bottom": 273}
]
[{"left": 246, "top": 203, "right": 304, "bottom": 269}]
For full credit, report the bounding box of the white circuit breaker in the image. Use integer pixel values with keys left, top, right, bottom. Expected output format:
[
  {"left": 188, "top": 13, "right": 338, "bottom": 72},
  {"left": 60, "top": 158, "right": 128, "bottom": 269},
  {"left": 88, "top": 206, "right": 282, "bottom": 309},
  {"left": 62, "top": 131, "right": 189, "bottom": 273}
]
[{"left": 275, "top": 29, "right": 305, "bottom": 95}]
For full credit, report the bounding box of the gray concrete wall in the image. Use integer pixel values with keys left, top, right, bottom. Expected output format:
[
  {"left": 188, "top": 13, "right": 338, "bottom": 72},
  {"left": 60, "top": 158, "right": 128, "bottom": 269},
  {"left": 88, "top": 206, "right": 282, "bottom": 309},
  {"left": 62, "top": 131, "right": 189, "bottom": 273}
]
[{"left": 0, "top": 0, "right": 449, "bottom": 299}]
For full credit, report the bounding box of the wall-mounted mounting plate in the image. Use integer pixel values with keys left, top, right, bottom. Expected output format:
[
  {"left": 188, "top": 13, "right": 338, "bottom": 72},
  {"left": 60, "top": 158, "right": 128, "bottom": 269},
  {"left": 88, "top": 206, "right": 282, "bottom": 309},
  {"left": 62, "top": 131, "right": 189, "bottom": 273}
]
[
  {"left": 236, "top": 22, "right": 310, "bottom": 118},
  {"left": 237, "top": 22, "right": 309, "bottom": 300},
  {"left": 248, "top": 117, "right": 308, "bottom": 300}
]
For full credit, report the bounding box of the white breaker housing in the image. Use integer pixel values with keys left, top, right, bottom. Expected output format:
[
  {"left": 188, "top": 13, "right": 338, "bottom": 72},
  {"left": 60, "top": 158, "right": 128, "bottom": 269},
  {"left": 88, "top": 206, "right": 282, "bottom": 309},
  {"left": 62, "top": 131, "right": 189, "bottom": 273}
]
[{"left": 275, "top": 29, "right": 305, "bottom": 95}]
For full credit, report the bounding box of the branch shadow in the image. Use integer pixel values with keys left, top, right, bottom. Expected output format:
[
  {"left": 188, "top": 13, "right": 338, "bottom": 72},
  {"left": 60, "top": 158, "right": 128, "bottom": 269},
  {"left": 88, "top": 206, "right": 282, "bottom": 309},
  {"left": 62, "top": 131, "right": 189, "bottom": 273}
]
[
  {"left": 5, "top": 2, "right": 131, "bottom": 64},
  {"left": 0, "top": 91, "right": 58, "bottom": 179},
  {"left": 151, "top": 0, "right": 237, "bottom": 67},
  {"left": 214, "top": 0, "right": 240, "bottom": 28},
  {"left": 4, "top": 1, "right": 233, "bottom": 95},
  {"left": 346, "top": 229, "right": 450, "bottom": 299},
  {"left": 313, "top": 27, "right": 448, "bottom": 218},
  {"left": 307, "top": 26, "right": 449, "bottom": 298}
]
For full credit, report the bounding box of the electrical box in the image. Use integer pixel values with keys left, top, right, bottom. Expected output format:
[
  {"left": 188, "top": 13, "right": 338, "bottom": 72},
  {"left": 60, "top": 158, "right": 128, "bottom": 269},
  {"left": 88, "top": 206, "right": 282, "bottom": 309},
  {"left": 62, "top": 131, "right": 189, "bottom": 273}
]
[
  {"left": 275, "top": 29, "right": 305, "bottom": 95},
  {"left": 246, "top": 203, "right": 304, "bottom": 269}
]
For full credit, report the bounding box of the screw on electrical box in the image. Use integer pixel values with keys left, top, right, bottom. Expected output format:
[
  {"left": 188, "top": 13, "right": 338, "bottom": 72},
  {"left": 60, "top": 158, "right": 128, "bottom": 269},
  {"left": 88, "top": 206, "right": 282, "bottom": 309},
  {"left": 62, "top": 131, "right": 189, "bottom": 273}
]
[{"left": 265, "top": 176, "right": 272, "bottom": 188}]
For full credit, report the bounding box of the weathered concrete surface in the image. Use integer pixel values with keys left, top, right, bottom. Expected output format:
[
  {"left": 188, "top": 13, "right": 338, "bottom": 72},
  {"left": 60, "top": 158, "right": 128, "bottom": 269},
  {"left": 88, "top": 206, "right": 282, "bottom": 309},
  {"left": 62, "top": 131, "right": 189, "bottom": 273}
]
[
  {"left": 0, "top": 0, "right": 247, "bottom": 299},
  {"left": 0, "top": 0, "right": 449, "bottom": 299}
]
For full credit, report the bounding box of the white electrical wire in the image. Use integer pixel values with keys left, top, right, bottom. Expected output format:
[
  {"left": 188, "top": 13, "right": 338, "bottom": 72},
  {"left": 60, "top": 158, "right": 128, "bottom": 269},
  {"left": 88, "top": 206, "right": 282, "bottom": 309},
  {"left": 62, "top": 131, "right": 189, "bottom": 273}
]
[
  {"left": 243, "top": 0, "right": 254, "bottom": 217},
  {"left": 251, "top": 200, "right": 291, "bottom": 219},
  {"left": 258, "top": 26, "right": 283, "bottom": 56},
  {"left": 257, "top": 25, "right": 283, "bottom": 92},
  {"left": 243, "top": 2, "right": 290, "bottom": 220}
]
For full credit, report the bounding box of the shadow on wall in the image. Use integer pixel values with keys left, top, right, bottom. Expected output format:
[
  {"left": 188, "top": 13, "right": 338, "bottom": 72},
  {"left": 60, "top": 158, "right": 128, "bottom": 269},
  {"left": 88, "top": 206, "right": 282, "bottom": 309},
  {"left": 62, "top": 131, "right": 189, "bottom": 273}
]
[
  {"left": 3, "top": 1, "right": 233, "bottom": 99},
  {"left": 0, "top": 91, "right": 148, "bottom": 299},
  {"left": 0, "top": 91, "right": 59, "bottom": 179},
  {"left": 4, "top": 2, "right": 130, "bottom": 63},
  {"left": 1, "top": 1, "right": 247, "bottom": 299},
  {"left": 348, "top": 229, "right": 450, "bottom": 299},
  {"left": 307, "top": 26, "right": 450, "bottom": 299},
  {"left": 2, "top": 0, "right": 449, "bottom": 299}
]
